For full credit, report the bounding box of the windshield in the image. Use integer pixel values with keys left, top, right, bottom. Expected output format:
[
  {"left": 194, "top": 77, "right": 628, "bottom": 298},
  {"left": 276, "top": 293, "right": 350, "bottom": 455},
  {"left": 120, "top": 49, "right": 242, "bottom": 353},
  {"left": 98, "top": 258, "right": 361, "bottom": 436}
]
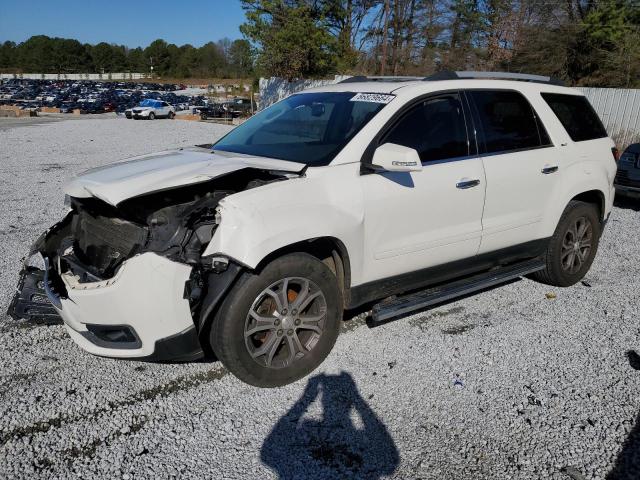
[{"left": 212, "top": 92, "right": 393, "bottom": 165}]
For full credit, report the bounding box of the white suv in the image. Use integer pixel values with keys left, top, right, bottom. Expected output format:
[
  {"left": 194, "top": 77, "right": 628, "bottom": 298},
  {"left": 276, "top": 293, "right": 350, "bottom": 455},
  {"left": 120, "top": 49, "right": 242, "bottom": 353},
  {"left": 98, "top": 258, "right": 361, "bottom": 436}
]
[
  {"left": 10, "top": 72, "right": 616, "bottom": 387},
  {"left": 125, "top": 99, "right": 175, "bottom": 120}
]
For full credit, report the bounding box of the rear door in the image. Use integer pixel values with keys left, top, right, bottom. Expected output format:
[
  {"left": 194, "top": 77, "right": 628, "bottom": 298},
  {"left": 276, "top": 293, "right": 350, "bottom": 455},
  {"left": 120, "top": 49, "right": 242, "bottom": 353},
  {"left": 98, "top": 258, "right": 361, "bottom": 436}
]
[
  {"left": 360, "top": 93, "right": 486, "bottom": 283},
  {"left": 466, "top": 89, "right": 559, "bottom": 254}
]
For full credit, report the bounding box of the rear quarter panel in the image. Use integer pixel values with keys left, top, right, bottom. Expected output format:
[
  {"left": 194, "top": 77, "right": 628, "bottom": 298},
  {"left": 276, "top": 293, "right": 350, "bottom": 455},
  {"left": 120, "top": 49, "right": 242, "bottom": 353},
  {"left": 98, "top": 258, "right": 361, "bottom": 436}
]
[{"left": 528, "top": 90, "right": 615, "bottom": 237}]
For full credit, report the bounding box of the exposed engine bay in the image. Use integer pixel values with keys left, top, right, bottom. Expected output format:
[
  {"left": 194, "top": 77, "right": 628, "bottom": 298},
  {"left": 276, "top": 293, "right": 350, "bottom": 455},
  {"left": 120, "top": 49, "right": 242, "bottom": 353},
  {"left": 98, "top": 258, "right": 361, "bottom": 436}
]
[
  {"left": 62, "top": 168, "right": 287, "bottom": 279},
  {"left": 9, "top": 167, "right": 295, "bottom": 324}
]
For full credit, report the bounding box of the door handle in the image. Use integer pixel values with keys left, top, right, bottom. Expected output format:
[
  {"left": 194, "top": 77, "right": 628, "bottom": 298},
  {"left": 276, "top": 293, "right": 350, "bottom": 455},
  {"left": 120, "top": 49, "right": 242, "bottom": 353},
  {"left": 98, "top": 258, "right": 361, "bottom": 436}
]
[
  {"left": 541, "top": 165, "right": 559, "bottom": 174},
  {"left": 456, "top": 179, "right": 480, "bottom": 189}
]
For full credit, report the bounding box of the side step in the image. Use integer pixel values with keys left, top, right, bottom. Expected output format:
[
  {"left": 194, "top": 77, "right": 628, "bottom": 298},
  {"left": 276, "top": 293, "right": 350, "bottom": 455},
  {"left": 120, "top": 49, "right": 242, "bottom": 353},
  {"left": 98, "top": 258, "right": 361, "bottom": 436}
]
[{"left": 370, "top": 258, "right": 545, "bottom": 325}]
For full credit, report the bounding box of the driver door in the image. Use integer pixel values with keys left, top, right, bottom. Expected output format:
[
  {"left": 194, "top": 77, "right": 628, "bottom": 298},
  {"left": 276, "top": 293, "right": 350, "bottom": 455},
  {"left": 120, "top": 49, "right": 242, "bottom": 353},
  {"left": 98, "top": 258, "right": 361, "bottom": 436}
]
[{"left": 360, "top": 93, "right": 486, "bottom": 284}]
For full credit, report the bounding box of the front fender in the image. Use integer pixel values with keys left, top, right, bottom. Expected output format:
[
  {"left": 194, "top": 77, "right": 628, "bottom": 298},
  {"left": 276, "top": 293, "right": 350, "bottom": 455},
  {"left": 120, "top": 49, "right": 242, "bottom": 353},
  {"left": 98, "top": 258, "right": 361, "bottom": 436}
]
[{"left": 203, "top": 163, "right": 366, "bottom": 285}]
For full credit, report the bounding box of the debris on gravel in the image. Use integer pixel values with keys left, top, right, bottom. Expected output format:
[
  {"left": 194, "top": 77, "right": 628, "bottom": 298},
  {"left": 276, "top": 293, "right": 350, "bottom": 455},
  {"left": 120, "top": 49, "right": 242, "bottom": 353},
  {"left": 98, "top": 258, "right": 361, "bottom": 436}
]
[{"left": 1, "top": 116, "right": 639, "bottom": 479}]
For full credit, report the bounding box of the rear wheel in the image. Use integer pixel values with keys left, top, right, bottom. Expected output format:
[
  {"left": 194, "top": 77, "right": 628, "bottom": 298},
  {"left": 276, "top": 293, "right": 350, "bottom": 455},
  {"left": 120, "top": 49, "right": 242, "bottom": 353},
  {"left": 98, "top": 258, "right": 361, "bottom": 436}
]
[
  {"left": 168, "top": 111, "right": 175, "bottom": 119},
  {"left": 210, "top": 253, "right": 342, "bottom": 387},
  {"left": 532, "top": 201, "right": 601, "bottom": 287}
]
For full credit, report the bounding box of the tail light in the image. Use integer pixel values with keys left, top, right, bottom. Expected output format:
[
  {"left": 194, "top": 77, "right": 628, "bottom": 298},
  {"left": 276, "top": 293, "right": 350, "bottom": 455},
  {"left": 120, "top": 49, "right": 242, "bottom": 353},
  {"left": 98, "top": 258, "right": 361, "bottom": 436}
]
[{"left": 611, "top": 147, "right": 620, "bottom": 163}]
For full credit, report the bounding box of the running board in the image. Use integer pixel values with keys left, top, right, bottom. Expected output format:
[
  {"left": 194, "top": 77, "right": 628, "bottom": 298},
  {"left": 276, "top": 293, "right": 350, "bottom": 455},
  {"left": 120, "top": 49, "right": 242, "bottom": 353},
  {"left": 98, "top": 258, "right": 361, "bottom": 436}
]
[{"left": 370, "top": 258, "right": 545, "bottom": 325}]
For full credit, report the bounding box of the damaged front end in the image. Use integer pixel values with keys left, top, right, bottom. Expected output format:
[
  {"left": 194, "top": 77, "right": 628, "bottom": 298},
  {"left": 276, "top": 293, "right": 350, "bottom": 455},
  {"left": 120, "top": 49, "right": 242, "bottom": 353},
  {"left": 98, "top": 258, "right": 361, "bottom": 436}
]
[{"left": 8, "top": 167, "right": 295, "bottom": 360}]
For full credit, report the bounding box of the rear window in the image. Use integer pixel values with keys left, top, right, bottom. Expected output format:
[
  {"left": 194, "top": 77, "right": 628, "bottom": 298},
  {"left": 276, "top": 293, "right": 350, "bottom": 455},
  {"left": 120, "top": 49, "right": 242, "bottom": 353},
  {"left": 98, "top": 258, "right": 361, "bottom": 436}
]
[
  {"left": 541, "top": 93, "right": 607, "bottom": 142},
  {"left": 469, "top": 90, "right": 551, "bottom": 154}
]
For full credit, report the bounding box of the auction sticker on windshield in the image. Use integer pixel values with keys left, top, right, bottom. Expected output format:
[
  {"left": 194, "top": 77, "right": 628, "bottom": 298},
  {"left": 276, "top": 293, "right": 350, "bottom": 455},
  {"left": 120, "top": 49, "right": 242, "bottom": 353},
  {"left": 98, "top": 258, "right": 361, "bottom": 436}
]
[{"left": 350, "top": 93, "right": 395, "bottom": 104}]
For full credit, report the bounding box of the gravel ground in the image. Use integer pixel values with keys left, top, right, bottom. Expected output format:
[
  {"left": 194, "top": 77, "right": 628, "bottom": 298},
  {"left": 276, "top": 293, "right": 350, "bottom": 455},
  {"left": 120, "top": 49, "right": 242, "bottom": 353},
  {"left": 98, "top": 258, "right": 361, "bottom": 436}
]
[{"left": 1, "top": 116, "right": 639, "bottom": 480}]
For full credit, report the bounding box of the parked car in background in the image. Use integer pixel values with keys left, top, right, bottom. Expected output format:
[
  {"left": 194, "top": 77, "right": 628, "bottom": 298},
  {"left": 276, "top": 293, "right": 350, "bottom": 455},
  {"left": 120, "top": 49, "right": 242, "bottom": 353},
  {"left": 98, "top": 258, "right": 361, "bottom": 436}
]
[
  {"left": 614, "top": 143, "right": 640, "bottom": 197},
  {"left": 125, "top": 99, "right": 175, "bottom": 119},
  {"left": 103, "top": 102, "right": 117, "bottom": 113},
  {"left": 9, "top": 71, "right": 616, "bottom": 388},
  {"left": 229, "top": 97, "right": 255, "bottom": 116},
  {"left": 59, "top": 103, "right": 76, "bottom": 114},
  {"left": 199, "top": 97, "right": 256, "bottom": 120},
  {"left": 198, "top": 102, "right": 230, "bottom": 120}
]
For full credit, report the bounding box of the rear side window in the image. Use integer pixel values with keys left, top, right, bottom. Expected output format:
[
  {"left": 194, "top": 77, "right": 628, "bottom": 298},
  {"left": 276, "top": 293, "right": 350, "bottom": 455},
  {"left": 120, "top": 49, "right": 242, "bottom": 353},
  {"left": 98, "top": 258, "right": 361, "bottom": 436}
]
[
  {"left": 382, "top": 94, "right": 469, "bottom": 162},
  {"left": 469, "top": 90, "right": 551, "bottom": 154},
  {"left": 541, "top": 93, "right": 607, "bottom": 142}
]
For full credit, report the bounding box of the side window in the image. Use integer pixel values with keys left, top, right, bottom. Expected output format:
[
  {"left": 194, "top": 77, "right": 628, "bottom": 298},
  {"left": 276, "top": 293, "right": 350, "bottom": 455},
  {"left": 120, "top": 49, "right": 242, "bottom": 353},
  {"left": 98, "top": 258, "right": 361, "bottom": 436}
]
[
  {"left": 541, "top": 93, "right": 607, "bottom": 142},
  {"left": 382, "top": 95, "right": 469, "bottom": 162},
  {"left": 469, "top": 90, "right": 550, "bottom": 154}
]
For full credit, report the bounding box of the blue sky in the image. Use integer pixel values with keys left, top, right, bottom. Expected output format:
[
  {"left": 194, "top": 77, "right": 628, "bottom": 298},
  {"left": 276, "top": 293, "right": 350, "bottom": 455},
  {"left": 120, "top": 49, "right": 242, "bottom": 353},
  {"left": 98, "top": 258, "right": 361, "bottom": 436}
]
[{"left": 0, "top": 0, "right": 246, "bottom": 47}]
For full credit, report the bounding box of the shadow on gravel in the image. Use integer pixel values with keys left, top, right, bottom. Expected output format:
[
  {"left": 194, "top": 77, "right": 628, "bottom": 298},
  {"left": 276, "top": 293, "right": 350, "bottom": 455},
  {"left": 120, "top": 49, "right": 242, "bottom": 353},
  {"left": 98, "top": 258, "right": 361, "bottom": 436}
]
[
  {"left": 261, "top": 372, "right": 399, "bottom": 479},
  {"left": 606, "top": 351, "right": 640, "bottom": 480},
  {"left": 607, "top": 413, "right": 640, "bottom": 480}
]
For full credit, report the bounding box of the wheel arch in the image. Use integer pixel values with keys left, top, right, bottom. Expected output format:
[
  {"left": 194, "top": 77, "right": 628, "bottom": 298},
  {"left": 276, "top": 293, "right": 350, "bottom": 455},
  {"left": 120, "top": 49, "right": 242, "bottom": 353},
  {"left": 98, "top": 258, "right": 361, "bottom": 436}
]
[
  {"left": 569, "top": 189, "right": 606, "bottom": 222},
  {"left": 253, "top": 236, "right": 352, "bottom": 308},
  {"left": 197, "top": 236, "right": 353, "bottom": 349}
]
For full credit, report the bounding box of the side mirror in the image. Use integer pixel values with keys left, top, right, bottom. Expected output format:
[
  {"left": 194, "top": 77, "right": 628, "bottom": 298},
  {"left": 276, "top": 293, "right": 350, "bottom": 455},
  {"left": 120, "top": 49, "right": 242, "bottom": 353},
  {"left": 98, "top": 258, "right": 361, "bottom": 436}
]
[{"left": 370, "top": 143, "right": 422, "bottom": 173}]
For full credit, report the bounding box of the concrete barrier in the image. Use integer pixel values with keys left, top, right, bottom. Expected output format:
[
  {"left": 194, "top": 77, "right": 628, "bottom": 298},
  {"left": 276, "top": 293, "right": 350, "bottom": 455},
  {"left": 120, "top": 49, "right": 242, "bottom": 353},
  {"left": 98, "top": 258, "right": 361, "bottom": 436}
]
[
  {"left": 175, "top": 114, "right": 201, "bottom": 122},
  {"left": 0, "top": 105, "right": 37, "bottom": 117}
]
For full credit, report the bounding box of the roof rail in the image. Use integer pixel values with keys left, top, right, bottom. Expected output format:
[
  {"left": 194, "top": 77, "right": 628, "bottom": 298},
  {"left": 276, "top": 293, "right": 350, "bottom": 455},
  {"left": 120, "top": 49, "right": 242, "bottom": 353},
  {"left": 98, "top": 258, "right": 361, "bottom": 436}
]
[
  {"left": 338, "top": 75, "right": 424, "bottom": 84},
  {"left": 424, "top": 70, "right": 565, "bottom": 86}
]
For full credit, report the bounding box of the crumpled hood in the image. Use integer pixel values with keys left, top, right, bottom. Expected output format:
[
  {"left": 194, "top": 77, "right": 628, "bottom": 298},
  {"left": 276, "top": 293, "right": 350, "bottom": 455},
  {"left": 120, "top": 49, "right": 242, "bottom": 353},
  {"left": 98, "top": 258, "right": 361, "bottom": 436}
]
[{"left": 64, "top": 147, "right": 305, "bottom": 206}]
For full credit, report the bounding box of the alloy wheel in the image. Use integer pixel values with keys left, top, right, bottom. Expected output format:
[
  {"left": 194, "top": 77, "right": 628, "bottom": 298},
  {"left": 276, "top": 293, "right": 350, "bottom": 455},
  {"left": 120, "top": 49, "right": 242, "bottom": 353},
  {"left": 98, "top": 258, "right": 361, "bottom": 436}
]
[
  {"left": 560, "top": 216, "right": 593, "bottom": 274},
  {"left": 244, "top": 277, "right": 327, "bottom": 369}
]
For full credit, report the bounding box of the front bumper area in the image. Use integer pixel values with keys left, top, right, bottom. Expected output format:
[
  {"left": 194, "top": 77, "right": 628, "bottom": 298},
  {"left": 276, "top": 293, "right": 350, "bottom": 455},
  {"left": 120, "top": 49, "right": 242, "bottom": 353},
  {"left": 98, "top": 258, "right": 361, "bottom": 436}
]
[
  {"left": 615, "top": 183, "right": 640, "bottom": 197},
  {"left": 49, "top": 252, "right": 204, "bottom": 360},
  {"left": 614, "top": 169, "right": 640, "bottom": 197},
  {"left": 7, "top": 267, "right": 61, "bottom": 324}
]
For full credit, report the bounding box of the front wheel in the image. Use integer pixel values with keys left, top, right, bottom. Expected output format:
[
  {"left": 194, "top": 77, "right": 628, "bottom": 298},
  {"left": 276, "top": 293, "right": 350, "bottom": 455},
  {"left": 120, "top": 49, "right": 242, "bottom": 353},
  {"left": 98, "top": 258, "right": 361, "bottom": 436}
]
[
  {"left": 210, "top": 253, "right": 342, "bottom": 387},
  {"left": 532, "top": 201, "right": 601, "bottom": 287},
  {"left": 148, "top": 112, "right": 155, "bottom": 120}
]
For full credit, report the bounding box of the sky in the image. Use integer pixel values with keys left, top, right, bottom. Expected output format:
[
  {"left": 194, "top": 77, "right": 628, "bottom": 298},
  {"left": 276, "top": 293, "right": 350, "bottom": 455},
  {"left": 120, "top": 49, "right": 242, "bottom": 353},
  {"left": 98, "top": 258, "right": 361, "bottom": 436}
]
[{"left": 0, "top": 0, "right": 246, "bottom": 47}]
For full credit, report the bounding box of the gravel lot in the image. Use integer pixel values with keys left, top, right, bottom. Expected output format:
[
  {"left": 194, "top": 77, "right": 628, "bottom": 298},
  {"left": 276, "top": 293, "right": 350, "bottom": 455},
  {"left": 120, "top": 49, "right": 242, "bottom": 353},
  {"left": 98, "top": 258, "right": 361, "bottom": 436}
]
[{"left": 1, "top": 116, "right": 639, "bottom": 480}]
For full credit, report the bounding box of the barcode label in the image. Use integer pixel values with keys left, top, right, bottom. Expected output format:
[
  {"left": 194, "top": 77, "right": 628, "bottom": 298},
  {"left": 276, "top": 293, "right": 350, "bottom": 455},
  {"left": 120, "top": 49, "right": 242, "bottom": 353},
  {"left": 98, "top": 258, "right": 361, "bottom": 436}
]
[{"left": 350, "top": 93, "right": 395, "bottom": 104}]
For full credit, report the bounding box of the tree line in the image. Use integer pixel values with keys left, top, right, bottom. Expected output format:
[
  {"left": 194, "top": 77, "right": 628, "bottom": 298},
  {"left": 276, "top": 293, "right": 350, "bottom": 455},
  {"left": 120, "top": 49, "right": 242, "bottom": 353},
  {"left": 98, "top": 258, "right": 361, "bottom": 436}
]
[
  {"left": 1, "top": 1, "right": 639, "bottom": 87},
  {"left": 241, "top": 0, "right": 640, "bottom": 87},
  {"left": 0, "top": 36, "right": 254, "bottom": 78}
]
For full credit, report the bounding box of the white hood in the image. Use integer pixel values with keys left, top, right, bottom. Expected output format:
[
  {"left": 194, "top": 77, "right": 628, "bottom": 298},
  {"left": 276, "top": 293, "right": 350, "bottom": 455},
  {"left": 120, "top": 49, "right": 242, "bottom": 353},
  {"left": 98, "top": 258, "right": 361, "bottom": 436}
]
[{"left": 64, "top": 147, "right": 305, "bottom": 206}]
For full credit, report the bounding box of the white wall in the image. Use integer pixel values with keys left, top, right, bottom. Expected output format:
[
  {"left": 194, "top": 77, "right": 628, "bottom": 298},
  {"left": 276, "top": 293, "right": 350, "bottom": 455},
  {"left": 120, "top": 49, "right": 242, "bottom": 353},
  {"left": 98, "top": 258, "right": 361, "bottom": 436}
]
[
  {"left": 0, "top": 73, "right": 148, "bottom": 80},
  {"left": 577, "top": 87, "right": 640, "bottom": 148},
  {"left": 258, "top": 76, "right": 348, "bottom": 109}
]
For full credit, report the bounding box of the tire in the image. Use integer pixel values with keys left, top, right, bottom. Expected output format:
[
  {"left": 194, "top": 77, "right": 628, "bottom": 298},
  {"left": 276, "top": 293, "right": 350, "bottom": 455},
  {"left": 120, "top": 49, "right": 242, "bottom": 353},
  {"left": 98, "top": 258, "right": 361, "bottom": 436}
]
[
  {"left": 532, "top": 201, "right": 601, "bottom": 287},
  {"left": 200, "top": 113, "right": 207, "bottom": 120},
  {"left": 210, "top": 253, "right": 342, "bottom": 387},
  {"left": 148, "top": 112, "right": 155, "bottom": 120},
  {"left": 168, "top": 111, "right": 175, "bottom": 119}
]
